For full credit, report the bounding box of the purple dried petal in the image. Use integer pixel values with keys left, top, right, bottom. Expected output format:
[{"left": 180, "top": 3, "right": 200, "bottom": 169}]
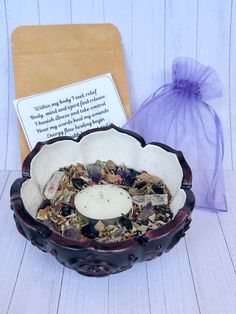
[
  {"left": 137, "top": 202, "right": 155, "bottom": 222},
  {"left": 144, "top": 202, "right": 153, "bottom": 211},
  {"left": 116, "top": 169, "right": 130, "bottom": 179},
  {"left": 87, "top": 165, "right": 102, "bottom": 182}
]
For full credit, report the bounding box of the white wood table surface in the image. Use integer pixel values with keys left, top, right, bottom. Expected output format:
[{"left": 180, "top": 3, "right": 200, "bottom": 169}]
[{"left": 1, "top": 1, "right": 236, "bottom": 313}]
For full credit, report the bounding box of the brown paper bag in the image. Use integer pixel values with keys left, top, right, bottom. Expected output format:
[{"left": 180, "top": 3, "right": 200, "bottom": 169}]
[{"left": 11, "top": 24, "right": 130, "bottom": 161}]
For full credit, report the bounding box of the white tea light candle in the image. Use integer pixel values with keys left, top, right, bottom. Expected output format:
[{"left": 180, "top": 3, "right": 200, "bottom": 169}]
[{"left": 74, "top": 184, "right": 132, "bottom": 220}]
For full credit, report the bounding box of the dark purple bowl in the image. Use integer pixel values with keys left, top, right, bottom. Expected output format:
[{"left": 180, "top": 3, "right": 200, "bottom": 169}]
[{"left": 10, "top": 125, "right": 194, "bottom": 277}]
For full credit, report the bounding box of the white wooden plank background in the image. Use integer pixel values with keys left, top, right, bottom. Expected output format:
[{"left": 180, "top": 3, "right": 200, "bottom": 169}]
[
  {"left": 1, "top": 1, "right": 236, "bottom": 314},
  {"left": 0, "top": 0, "right": 236, "bottom": 171}
]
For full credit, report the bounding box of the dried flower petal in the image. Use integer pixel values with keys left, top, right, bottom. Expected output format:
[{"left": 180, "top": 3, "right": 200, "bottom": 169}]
[
  {"left": 136, "top": 202, "right": 155, "bottom": 222},
  {"left": 37, "top": 207, "right": 49, "bottom": 220},
  {"left": 106, "top": 174, "right": 122, "bottom": 184},
  {"left": 87, "top": 164, "right": 102, "bottom": 182},
  {"left": 37, "top": 160, "right": 173, "bottom": 243},
  {"left": 116, "top": 169, "right": 130, "bottom": 178}
]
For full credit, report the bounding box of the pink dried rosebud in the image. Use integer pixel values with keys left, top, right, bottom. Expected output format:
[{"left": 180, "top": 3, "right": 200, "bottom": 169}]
[{"left": 106, "top": 174, "right": 123, "bottom": 184}]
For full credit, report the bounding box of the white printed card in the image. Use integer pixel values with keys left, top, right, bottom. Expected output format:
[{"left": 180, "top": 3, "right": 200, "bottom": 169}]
[{"left": 13, "top": 73, "right": 127, "bottom": 149}]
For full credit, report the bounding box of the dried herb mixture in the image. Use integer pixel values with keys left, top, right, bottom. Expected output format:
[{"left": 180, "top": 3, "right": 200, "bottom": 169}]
[{"left": 36, "top": 160, "right": 173, "bottom": 243}]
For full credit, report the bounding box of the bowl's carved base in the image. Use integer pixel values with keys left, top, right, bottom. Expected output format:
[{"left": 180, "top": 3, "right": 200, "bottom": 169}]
[{"left": 13, "top": 214, "right": 192, "bottom": 277}]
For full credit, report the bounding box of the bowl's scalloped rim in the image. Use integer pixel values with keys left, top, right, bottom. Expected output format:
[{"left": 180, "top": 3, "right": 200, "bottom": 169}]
[{"left": 11, "top": 124, "right": 195, "bottom": 251}]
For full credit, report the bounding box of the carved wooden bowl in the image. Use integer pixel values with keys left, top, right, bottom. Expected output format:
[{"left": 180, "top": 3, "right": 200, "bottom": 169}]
[{"left": 10, "top": 125, "right": 194, "bottom": 277}]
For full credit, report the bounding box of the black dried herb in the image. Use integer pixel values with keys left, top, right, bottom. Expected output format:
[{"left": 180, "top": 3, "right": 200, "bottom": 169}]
[
  {"left": 81, "top": 224, "right": 99, "bottom": 239},
  {"left": 60, "top": 204, "right": 73, "bottom": 217},
  {"left": 123, "top": 176, "right": 136, "bottom": 187},
  {"left": 119, "top": 215, "right": 133, "bottom": 230},
  {"left": 155, "top": 205, "right": 167, "bottom": 213},
  {"left": 136, "top": 181, "right": 147, "bottom": 189},
  {"left": 168, "top": 210, "right": 174, "bottom": 219},
  {"left": 152, "top": 184, "right": 164, "bottom": 194},
  {"left": 72, "top": 178, "right": 86, "bottom": 189},
  {"left": 135, "top": 234, "right": 149, "bottom": 246},
  {"left": 130, "top": 169, "right": 140, "bottom": 177}
]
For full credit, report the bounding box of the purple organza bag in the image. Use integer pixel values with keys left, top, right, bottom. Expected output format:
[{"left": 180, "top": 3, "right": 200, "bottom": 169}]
[{"left": 124, "top": 57, "right": 226, "bottom": 211}]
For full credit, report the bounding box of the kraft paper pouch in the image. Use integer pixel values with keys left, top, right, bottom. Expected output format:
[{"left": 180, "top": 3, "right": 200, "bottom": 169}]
[{"left": 12, "top": 24, "right": 130, "bottom": 161}]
